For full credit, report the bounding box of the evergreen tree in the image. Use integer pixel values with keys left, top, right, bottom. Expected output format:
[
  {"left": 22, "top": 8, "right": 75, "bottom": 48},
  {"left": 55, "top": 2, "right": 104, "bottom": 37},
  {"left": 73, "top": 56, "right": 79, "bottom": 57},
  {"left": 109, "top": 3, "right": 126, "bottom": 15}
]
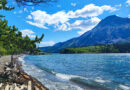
[
  {"left": 0, "top": 0, "right": 14, "bottom": 17},
  {"left": 0, "top": 0, "right": 44, "bottom": 56}
]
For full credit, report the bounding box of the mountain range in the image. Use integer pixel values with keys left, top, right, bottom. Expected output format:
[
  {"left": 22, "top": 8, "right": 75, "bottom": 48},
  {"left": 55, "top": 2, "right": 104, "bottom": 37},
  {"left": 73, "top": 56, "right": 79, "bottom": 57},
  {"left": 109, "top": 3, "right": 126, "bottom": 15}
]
[{"left": 40, "top": 15, "right": 130, "bottom": 52}]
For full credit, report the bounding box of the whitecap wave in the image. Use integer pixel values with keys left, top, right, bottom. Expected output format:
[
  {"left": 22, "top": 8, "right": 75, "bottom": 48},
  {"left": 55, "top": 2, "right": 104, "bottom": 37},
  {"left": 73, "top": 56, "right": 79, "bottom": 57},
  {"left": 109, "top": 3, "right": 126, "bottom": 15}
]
[
  {"left": 19, "top": 56, "right": 84, "bottom": 90},
  {"left": 18, "top": 55, "right": 117, "bottom": 90},
  {"left": 55, "top": 73, "right": 110, "bottom": 90},
  {"left": 118, "top": 84, "right": 130, "bottom": 90},
  {"left": 24, "top": 65, "right": 83, "bottom": 90},
  {"left": 55, "top": 73, "right": 85, "bottom": 81},
  {"left": 94, "top": 77, "right": 110, "bottom": 83},
  {"left": 18, "top": 55, "right": 26, "bottom": 65}
]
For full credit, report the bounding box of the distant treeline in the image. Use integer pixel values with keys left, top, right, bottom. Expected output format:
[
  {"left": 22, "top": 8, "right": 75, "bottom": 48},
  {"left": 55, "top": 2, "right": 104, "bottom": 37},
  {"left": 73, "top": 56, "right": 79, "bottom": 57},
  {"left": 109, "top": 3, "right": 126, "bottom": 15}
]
[{"left": 60, "top": 43, "right": 130, "bottom": 54}]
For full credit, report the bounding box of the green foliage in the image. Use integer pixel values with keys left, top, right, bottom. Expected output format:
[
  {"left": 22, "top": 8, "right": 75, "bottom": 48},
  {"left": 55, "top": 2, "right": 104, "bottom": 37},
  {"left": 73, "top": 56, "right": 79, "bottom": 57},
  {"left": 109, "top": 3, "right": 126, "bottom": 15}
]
[
  {"left": 114, "top": 43, "right": 130, "bottom": 53},
  {"left": 15, "top": 0, "right": 56, "bottom": 6},
  {"left": 0, "top": 19, "right": 44, "bottom": 56},
  {"left": 60, "top": 43, "right": 130, "bottom": 54},
  {"left": 0, "top": 41, "right": 7, "bottom": 55},
  {"left": 0, "top": 0, "right": 14, "bottom": 10},
  {"left": 0, "top": 0, "right": 44, "bottom": 56},
  {"left": 0, "top": 0, "right": 15, "bottom": 18}
]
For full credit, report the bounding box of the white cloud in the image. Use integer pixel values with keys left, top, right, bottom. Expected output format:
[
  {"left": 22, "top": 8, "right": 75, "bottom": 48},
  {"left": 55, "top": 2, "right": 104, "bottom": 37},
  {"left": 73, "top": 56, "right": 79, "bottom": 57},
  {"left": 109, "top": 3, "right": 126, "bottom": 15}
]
[
  {"left": 27, "top": 4, "right": 117, "bottom": 34},
  {"left": 57, "top": 5, "right": 61, "bottom": 7},
  {"left": 27, "top": 10, "right": 70, "bottom": 30},
  {"left": 32, "top": 7, "right": 34, "bottom": 10},
  {"left": 27, "top": 15, "right": 32, "bottom": 19},
  {"left": 71, "top": 17, "right": 101, "bottom": 35},
  {"left": 16, "top": 8, "right": 28, "bottom": 14},
  {"left": 20, "top": 29, "right": 36, "bottom": 38},
  {"left": 128, "top": 15, "right": 130, "bottom": 18},
  {"left": 126, "top": 0, "right": 130, "bottom": 5},
  {"left": 39, "top": 41, "right": 55, "bottom": 47},
  {"left": 101, "top": 5, "right": 117, "bottom": 12},
  {"left": 24, "top": 8, "right": 28, "bottom": 12},
  {"left": 14, "top": 11, "right": 16, "bottom": 14},
  {"left": 26, "top": 21, "right": 48, "bottom": 29},
  {"left": 115, "top": 4, "right": 122, "bottom": 7},
  {"left": 19, "top": 10, "right": 23, "bottom": 13},
  {"left": 71, "top": 3, "right": 76, "bottom": 7},
  {"left": 56, "top": 22, "right": 71, "bottom": 31},
  {"left": 12, "top": 1, "right": 16, "bottom": 4},
  {"left": 69, "top": 4, "right": 117, "bottom": 18}
]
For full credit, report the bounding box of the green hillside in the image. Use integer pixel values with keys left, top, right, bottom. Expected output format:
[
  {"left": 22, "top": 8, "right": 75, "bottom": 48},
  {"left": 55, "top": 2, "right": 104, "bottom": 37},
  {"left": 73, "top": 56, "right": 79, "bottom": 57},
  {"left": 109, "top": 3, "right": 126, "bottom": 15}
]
[{"left": 60, "top": 43, "right": 130, "bottom": 54}]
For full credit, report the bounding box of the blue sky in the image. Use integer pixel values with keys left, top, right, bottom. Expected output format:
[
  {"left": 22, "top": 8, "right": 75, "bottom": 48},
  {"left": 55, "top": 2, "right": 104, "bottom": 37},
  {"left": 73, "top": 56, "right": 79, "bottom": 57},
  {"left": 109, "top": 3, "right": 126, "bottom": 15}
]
[{"left": 1, "top": 0, "right": 130, "bottom": 47}]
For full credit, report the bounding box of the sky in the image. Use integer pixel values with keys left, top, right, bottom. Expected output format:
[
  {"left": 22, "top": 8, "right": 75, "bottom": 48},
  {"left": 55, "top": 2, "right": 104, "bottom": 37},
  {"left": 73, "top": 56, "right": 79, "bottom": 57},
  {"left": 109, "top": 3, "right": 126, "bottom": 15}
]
[{"left": 1, "top": 0, "right": 130, "bottom": 47}]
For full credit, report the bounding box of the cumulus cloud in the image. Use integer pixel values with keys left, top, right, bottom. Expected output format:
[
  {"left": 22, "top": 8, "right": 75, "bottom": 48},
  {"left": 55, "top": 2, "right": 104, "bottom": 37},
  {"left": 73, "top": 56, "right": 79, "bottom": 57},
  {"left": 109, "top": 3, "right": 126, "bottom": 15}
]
[
  {"left": 14, "top": 11, "right": 16, "bottom": 14},
  {"left": 39, "top": 41, "right": 55, "bottom": 47},
  {"left": 32, "top": 7, "right": 34, "bottom": 9},
  {"left": 27, "top": 15, "right": 32, "bottom": 19},
  {"left": 27, "top": 4, "right": 117, "bottom": 34},
  {"left": 115, "top": 4, "right": 122, "bottom": 7},
  {"left": 71, "top": 4, "right": 117, "bottom": 18},
  {"left": 126, "top": 0, "right": 130, "bottom": 5},
  {"left": 71, "top": 17, "right": 101, "bottom": 35},
  {"left": 27, "top": 10, "right": 70, "bottom": 30},
  {"left": 20, "top": 29, "right": 36, "bottom": 38},
  {"left": 12, "top": 1, "right": 16, "bottom": 4},
  {"left": 57, "top": 5, "right": 61, "bottom": 8},
  {"left": 71, "top": 3, "right": 76, "bottom": 7},
  {"left": 14, "top": 8, "right": 28, "bottom": 14},
  {"left": 128, "top": 15, "right": 130, "bottom": 18},
  {"left": 24, "top": 8, "right": 28, "bottom": 12},
  {"left": 19, "top": 10, "right": 23, "bottom": 13}
]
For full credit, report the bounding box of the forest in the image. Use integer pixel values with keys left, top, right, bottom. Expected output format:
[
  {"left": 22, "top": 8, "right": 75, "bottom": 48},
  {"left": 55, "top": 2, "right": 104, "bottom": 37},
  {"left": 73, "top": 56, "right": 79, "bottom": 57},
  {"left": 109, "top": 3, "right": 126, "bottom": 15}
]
[
  {"left": 0, "top": 0, "right": 44, "bottom": 56},
  {"left": 60, "top": 43, "right": 130, "bottom": 54}
]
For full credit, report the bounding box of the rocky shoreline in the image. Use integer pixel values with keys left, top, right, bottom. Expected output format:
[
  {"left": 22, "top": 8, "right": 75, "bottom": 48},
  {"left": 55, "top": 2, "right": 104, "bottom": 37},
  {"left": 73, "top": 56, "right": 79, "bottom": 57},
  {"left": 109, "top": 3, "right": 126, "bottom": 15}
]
[{"left": 0, "top": 55, "right": 48, "bottom": 90}]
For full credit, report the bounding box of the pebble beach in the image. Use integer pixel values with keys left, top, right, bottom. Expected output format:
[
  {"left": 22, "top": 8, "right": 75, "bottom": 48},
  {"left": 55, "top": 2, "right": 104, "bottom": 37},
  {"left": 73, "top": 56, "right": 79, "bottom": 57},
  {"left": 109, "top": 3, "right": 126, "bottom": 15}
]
[{"left": 0, "top": 55, "right": 48, "bottom": 90}]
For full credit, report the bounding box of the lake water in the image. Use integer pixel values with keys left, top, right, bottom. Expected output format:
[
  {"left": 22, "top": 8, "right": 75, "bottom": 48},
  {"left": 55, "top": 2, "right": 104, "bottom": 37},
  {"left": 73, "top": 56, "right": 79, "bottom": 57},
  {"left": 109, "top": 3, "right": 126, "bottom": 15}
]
[{"left": 19, "top": 54, "right": 130, "bottom": 90}]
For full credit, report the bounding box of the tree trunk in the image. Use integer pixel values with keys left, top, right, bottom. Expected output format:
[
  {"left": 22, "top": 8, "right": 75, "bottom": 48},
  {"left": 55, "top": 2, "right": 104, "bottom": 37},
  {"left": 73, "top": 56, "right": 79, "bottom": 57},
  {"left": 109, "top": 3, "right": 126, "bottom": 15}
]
[{"left": 11, "top": 53, "right": 14, "bottom": 67}]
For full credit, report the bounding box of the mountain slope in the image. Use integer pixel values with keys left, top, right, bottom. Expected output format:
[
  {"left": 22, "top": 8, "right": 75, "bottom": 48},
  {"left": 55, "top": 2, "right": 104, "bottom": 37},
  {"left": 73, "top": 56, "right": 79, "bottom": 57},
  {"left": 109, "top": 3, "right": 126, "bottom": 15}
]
[{"left": 40, "top": 15, "right": 130, "bottom": 52}]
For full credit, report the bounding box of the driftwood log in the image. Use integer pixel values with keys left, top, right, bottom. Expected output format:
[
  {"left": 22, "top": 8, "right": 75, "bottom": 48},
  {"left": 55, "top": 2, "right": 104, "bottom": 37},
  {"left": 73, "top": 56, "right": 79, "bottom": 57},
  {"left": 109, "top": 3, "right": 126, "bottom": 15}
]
[{"left": 0, "top": 55, "right": 48, "bottom": 90}]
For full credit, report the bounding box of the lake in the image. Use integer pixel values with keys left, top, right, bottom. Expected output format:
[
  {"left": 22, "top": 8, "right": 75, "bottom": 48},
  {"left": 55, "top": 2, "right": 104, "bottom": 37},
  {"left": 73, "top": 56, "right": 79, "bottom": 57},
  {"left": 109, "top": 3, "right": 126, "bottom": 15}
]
[{"left": 19, "top": 54, "right": 130, "bottom": 90}]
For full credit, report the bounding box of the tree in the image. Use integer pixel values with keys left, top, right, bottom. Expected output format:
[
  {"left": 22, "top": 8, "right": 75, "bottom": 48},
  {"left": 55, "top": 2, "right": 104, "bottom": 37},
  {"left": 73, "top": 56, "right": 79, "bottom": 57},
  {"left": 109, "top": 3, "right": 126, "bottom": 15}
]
[
  {"left": 0, "top": 0, "right": 14, "bottom": 10},
  {"left": 0, "top": 0, "right": 14, "bottom": 17},
  {"left": 15, "top": 0, "right": 56, "bottom": 6},
  {"left": 0, "top": 0, "right": 45, "bottom": 64}
]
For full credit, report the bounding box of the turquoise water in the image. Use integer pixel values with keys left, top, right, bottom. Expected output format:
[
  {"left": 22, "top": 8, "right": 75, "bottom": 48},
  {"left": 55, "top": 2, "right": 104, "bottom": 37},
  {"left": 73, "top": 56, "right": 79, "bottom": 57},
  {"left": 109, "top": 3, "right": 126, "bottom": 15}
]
[{"left": 19, "top": 54, "right": 130, "bottom": 90}]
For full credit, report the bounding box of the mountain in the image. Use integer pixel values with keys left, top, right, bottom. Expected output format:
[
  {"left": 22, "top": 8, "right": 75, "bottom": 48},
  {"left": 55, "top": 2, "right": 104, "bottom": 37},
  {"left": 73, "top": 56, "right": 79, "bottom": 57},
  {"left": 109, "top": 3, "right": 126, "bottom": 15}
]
[{"left": 40, "top": 15, "right": 130, "bottom": 52}]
